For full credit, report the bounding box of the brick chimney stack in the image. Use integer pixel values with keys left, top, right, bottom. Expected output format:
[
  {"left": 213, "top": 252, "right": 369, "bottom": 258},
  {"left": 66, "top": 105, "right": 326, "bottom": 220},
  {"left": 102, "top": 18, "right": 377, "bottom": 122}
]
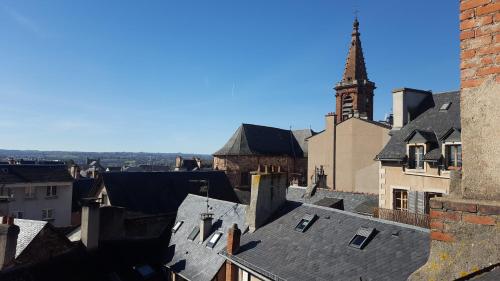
[
  {"left": 226, "top": 223, "right": 241, "bottom": 255},
  {"left": 0, "top": 216, "right": 20, "bottom": 270}
]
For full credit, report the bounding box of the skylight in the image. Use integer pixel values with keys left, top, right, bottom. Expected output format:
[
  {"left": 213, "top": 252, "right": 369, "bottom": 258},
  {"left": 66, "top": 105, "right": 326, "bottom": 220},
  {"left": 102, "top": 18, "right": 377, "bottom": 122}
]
[
  {"left": 294, "top": 214, "right": 317, "bottom": 233},
  {"left": 439, "top": 102, "right": 451, "bottom": 111},
  {"left": 187, "top": 226, "right": 200, "bottom": 241},
  {"left": 206, "top": 232, "right": 222, "bottom": 248},
  {"left": 348, "top": 227, "right": 375, "bottom": 249},
  {"left": 172, "top": 221, "right": 183, "bottom": 233}
]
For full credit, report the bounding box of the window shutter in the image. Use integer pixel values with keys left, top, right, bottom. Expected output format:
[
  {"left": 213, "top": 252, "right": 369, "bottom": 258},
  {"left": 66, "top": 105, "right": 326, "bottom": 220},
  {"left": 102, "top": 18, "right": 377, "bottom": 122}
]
[
  {"left": 408, "top": 191, "right": 417, "bottom": 213},
  {"left": 417, "top": 192, "right": 425, "bottom": 214}
]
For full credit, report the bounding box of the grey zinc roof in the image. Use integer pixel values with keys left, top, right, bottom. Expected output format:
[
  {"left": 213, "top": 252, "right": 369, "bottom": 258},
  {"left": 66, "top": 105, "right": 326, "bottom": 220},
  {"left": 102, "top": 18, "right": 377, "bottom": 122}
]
[
  {"left": 286, "top": 186, "right": 378, "bottom": 215},
  {"left": 165, "top": 194, "right": 246, "bottom": 281},
  {"left": 377, "top": 91, "right": 461, "bottom": 161},
  {"left": 213, "top": 123, "right": 310, "bottom": 157},
  {"left": 223, "top": 202, "right": 430, "bottom": 281},
  {"left": 0, "top": 217, "right": 47, "bottom": 258}
]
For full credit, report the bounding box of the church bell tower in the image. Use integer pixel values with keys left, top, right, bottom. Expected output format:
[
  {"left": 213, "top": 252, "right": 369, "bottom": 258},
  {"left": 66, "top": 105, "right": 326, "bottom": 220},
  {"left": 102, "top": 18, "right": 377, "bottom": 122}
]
[{"left": 335, "top": 18, "right": 375, "bottom": 123}]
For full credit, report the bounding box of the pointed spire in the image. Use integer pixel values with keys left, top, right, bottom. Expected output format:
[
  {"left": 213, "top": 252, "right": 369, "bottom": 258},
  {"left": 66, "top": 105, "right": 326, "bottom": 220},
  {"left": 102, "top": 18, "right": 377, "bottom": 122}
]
[{"left": 341, "top": 18, "right": 368, "bottom": 83}]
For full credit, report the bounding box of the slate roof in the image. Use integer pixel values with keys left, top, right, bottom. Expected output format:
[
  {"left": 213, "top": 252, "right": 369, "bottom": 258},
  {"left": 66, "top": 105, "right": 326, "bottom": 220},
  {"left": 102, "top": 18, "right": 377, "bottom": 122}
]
[
  {"left": 213, "top": 124, "right": 313, "bottom": 157},
  {"left": 98, "top": 171, "right": 240, "bottom": 214},
  {"left": 0, "top": 164, "right": 73, "bottom": 184},
  {"left": 165, "top": 194, "right": 246, "bottom": 281},
  {"left": 222, "top": 202, "right": 430, "bottom": 281},
  {"left": 286, "top": 186, "right": 378, "bottom": 215},
  {"left": 377, "top": 91, "right": 461, "bottom": 161},
  {"left": 0, "top": 218, "right": 47, "bottom": 258}
]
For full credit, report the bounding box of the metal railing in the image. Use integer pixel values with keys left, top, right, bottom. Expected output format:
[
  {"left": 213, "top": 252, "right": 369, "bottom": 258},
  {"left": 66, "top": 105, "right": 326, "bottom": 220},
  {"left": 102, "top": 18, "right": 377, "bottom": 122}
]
[{"left": 373, "top": 207, "right": 430, "bottom": 229}]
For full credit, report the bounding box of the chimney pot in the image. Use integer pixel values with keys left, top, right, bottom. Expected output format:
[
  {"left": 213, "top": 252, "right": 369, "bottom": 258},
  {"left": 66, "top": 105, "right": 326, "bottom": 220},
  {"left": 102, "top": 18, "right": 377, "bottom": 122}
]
[{"left": 227, "top": 223, "right": 241, "bottom": 255}]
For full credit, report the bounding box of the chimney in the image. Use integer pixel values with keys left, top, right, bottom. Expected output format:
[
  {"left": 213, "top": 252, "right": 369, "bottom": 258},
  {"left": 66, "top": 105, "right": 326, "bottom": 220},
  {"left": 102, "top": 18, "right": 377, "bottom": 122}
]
[
  {"left": 81, "top": 198, "right": 100, "bottom": 250},
  {"left": 391, "top": 88, "right": 432, "bottom": 130},
  {"left": 325, "top": 113, "right": 336, "bottom": 131},
  {"left": 246, "top": 170, "right": 287, "bottom": 232},
  {"left": 199, "top": 213, "right": 213, "bottom": 242},
  {"left": 0, "top": 197, "right": 10, "bottom": 218},
  {"left": 226, "top": 223, "right": 241, "bottom": 255},
  {"left": 7, "top": 158, "right": 15, "bottom": 165},
  {"left": 0, "top": 216, "right": 20, "bottom": 270},
  {"left": 175, "top": 156, "right": 183, "bottom": 169}
]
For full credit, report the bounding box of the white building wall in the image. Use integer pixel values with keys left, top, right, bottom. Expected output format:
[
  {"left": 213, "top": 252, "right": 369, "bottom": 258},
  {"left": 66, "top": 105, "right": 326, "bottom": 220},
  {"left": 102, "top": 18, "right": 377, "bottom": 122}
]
[{"left": 5, "top": 181, "right": 73, "bottom": 227}]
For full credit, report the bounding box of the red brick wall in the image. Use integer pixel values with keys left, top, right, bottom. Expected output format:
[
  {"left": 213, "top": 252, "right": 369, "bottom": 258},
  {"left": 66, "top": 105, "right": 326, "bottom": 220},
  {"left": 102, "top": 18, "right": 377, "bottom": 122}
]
[
  {"left": 460, "top": 0, "right": 500, "bottom": 88},
  {"left": 429, "top": 198, "right": 499, "bottom": 242}
]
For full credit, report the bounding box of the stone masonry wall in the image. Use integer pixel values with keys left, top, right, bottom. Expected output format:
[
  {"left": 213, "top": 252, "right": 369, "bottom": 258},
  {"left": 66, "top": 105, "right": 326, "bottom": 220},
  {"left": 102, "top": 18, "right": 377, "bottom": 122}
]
[
  {"left": 410, "top": 197, "right": 500, "bottom": 280},
  {"left": 460, "top": 0, "right": 500, "bottom": 200}
]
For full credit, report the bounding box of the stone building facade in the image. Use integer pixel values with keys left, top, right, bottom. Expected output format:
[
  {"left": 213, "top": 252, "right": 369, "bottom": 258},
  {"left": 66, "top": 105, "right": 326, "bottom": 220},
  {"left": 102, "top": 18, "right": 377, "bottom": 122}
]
[
  {"left": 409, "top": 1, "right": 500, "bottom": 280},
  {"left": 213, "top": 124, "right": 313, "bottom": 189}
]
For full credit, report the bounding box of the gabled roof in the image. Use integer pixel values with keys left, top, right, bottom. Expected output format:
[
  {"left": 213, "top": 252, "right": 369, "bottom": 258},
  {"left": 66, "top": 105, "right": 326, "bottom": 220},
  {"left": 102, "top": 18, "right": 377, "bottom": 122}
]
[
  {"left": 377, "top": 91, "right": 461, "bottom": 161},
  {"left": 213, "top": 124, "right": 309, "bottom": 157},
  {"left": 9, "top": 219, "right": 48, "bottom": 258},
  {"left": 404, "top": 130, "right": 437, "bottom": 144},
  {"left": 221, "top": 202, "right": 430, "bottom": 281},
  {"left": 98, "top": 171, "right": 240, "bottom": 214},
  {"left": 165, "top": 194, "right": 246, "bottom": 281},
  {"left": 0, "top": 164, "right": 73, "bottom": 184}
]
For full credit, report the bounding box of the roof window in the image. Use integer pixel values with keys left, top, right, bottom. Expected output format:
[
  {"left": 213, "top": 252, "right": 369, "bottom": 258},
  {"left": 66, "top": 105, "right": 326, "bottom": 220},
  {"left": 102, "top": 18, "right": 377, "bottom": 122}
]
[
  {"left": 187, "top": 226, "right": 200, "bottom": 241},
  {"left": 294, "top": 214, "right": 317, "bottom": 233},
  {"left": 439, "top": 102, "right": 451, "bottom": 111},
  {"left": 348, "top": 227, "right": 375, "bottom": 249},
  {"left": 172, "top": 221, "right": 183, "bottom": 233},
  {"left": 206, "top": 232, "right": 222, "bottom": 248}
]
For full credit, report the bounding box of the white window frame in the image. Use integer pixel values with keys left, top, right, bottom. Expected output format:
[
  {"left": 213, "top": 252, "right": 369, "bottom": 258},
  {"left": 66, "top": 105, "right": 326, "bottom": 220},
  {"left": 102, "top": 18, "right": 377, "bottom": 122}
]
[
  {"left": 442, "top": 142, "right": 462, "bottom": 171},
  {"left": 406, "top": 143, "right": 426, "bottom": 173},
  {"left": 46, "top": 185, "right": 57, "bottom": 198},
  {"left": 42, "top": 209, "right": 54, "bottom": 220}
]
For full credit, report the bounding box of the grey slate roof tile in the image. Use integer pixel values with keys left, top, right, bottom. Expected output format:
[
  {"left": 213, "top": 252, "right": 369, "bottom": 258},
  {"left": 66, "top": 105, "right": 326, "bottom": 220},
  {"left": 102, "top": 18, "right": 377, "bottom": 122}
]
[
  {"left": 0, "top": 164, "right": 73, "bottom": 184},
  {"left": 223, "top": 202, "right": 430, "bottom": 281},
  {"left": 377, "top": 91, "right": 461, "bottom": 161},
  {"left": 0, "top": 217, "right": 47, "bottom": 258},
  {"left": 213, "top": 123, "right": 315, "bottom": 157},
  {"left": 165, "top": 194, "right": 246, "bottom": 281}
]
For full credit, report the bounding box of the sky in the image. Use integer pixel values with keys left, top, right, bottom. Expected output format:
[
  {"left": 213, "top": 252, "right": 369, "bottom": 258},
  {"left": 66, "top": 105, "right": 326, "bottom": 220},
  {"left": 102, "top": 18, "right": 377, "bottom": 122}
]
[{"left": 0, "top": 0, "right": 460, "bottom": 154}]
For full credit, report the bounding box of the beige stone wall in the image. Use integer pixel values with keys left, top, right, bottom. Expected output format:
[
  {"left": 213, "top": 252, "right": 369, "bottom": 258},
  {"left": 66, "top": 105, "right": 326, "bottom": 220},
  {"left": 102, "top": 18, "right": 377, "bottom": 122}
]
[
  {"left": 307, "top": 114, "right": 335, "bottom": 188},
  {"left": 335, "top": 118, "right": 390, "bottom": 194},
  {"left": 379, "top": 162, "right": 451, "bottom": 209},
  {"left": 213, "top": 155, "right": 306, "bottom": 189}
]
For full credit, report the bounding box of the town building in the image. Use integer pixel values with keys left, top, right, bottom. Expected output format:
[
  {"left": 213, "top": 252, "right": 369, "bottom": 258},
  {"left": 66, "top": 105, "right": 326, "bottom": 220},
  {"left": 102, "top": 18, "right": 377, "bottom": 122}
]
[
  {"left": 164, "top": 194, "right": 246, "bottom": 281},
  {"left": 0, "top": 164, "right": 73, "bottom": 227},
  {"left": 221, "top": 169, "right": 430, "bottom": 281},
  {"left": 213, "top": 124, "right": 314, "bottom": 189},
  {"left": 376, "top": 89, "right": 461, "bottom": 214},
  {"left": 91, "top": 171, "right": 240, "bottom": 214},
  {"left": 409, "top": 1, "right": 500, "bottom": 280},
  {"left": 307, "top": 19, "right": 390, "bottom": 194}
]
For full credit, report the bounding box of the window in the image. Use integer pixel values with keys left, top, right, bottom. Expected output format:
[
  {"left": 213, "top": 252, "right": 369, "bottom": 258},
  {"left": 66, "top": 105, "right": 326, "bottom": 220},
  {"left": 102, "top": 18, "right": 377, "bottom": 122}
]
[
  {"left": 342, "top": 95, "right": 353, "bottom": 120},
  {"left": 187, "top": 226, "right": 200, "bottom": 241},
  {"left": 172, "top": 221, "right": 183, "bottom": 233},
  {"left": 101, "top": 193, "right": 108, "bottom": 205},
  {"left": 393, "top": 189, "right": 408, "bottom": 211},
  {"left": 348, "top": 227, "right": 375, "bottom": 249},
  {"left": 439, "top": 102, "right": 451, "bottom": 111},
  {"left": 24, "top": 186, "right": 35, "bottom": 199},
  {"left": 46, "top": 186, "right": 57, "bottom": 197},
  {"left": 206, "top": 232, "right": 222, "bottom": 248},
  {"left": 294, "top": 214, "right": 317, "bottom": 233},
  {"left": 425, "top": 192, "right": 443, "bottom": 214},
  {"left": 42, "top": 209, "right": 54, "bottom": 220},
  {"left": 446, "top": 144, "right": 462, "bottom": 169},
  {"left": 408, "top": 145, "right": 424, "bottom": 170}
]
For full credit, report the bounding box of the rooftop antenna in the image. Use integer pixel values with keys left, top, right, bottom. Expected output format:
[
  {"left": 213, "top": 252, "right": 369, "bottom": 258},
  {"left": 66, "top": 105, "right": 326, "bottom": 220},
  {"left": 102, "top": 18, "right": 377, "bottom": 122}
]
[{"left": 189, "top": 179, "right": 211, "bottom": 214}]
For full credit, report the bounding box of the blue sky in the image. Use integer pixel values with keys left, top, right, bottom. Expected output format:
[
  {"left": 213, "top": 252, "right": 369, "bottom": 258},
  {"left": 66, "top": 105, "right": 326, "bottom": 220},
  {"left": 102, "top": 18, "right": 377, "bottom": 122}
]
[{"left": 0, "top": 0, "right": 459, "bottom": 154}]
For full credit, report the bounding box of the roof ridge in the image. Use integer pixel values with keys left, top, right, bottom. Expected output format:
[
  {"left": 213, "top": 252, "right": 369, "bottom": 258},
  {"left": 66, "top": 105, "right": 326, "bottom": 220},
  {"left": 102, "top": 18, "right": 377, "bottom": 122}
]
[{"left": 299, "top": 202, "right": 430, "bottom": 232}]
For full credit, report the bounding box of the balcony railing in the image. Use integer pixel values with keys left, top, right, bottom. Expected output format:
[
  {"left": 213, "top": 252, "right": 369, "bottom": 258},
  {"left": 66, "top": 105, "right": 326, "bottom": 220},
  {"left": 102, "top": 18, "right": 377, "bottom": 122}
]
[{"left": 373, "top": 207, "right": 430, "bottom": 229}]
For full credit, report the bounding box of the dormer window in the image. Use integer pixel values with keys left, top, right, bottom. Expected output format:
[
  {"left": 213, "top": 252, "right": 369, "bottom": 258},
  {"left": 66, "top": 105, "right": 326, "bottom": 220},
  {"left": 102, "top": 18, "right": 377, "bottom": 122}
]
[
  {"left": 408, "top": 145, "right": 424, "bottom": 170},
  {"left": 445, "top": 144, "right": 462, "bottom": 169}
]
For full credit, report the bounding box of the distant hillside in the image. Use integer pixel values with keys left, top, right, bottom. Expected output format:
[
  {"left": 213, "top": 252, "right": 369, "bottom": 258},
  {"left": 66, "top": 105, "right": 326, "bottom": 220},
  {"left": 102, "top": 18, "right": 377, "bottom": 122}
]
[{"left": 0, "top": 149, "right": 213, "bottom": 168}]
